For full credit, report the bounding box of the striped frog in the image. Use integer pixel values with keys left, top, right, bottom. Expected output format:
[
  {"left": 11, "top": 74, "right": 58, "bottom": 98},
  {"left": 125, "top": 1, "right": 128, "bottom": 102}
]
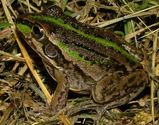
[{"left": 17, "top": 5, "right": 148, "bottom": 114}]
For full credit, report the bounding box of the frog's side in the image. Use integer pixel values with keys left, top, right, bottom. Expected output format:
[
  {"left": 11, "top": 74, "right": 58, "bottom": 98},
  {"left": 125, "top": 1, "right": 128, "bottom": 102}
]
[
  {"left": 43, "top": 46, "right": 147, "bottom": 105},
  {"left": 17, "top": 5, "right": 148, "bottom": 113}
]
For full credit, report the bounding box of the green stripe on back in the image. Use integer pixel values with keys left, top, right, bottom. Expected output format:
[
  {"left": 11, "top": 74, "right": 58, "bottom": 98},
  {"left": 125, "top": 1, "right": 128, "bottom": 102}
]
[
  {"left": 30, "top": 15, "right": 137, "bottom": 63},
  {"left": 57, "top": 41, "right": 92, "bottom": 64}
]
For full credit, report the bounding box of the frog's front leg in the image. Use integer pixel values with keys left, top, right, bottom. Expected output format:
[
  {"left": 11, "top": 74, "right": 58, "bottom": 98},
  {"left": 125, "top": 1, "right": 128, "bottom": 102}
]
[
  {"left": 92, "top": 70, "right": 148, "bottom": 105},
  {"left": 49, "top": 69, "right": 69, "bottom": 114}
]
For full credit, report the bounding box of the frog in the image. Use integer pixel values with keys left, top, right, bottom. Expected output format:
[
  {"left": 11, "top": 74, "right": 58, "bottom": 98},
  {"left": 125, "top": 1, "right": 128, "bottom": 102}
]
[{"left": 16, "top": 5, "right": 148, "bottom": 114}]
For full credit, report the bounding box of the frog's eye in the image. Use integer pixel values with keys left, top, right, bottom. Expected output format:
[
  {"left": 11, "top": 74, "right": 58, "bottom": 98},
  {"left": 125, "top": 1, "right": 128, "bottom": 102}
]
[
  {"left": 44, "top": 43, "right": 58, "bottom": 58},
  {"left": 32, "top": 25, "right": 44, "bottom": 40}
]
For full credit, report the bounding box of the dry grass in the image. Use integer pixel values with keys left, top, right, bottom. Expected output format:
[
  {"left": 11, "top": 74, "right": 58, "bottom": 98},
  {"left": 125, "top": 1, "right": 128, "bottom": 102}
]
[{"left": 0, "top": 0, "right": 159, "bottom": 124}]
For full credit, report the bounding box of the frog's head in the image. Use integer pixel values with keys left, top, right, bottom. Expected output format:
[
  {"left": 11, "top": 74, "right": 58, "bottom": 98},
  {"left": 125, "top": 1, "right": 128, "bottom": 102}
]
[{"left": 16, "top": 14, "right": 67, "bottom": 71}]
